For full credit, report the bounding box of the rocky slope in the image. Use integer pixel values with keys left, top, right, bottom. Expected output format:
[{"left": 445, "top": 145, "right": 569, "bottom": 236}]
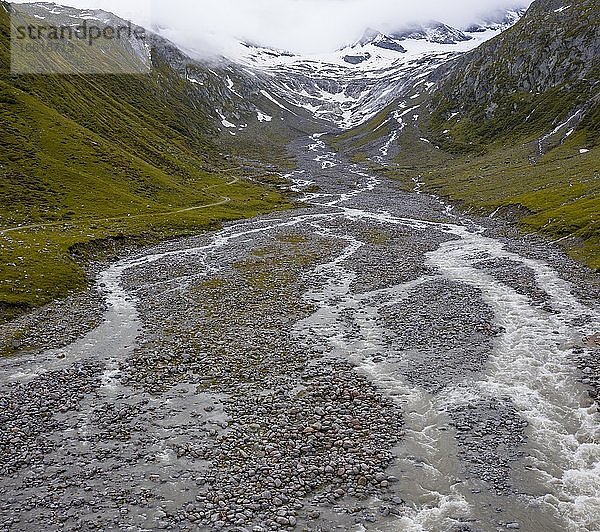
[
  {"left": 427, "top": 0, "right": 600, "bottom": 152},
  {"left": 227, "top": 12, "right": 525, "bottom": 129},
  {"left": 332, "top": 0, "right": 599, "bottom": 269}
]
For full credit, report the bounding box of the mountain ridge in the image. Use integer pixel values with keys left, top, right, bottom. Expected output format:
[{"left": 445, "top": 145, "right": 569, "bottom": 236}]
[
  {"left": 331, "top": 0, "right": 599, "bottom": 269},
  {"left": 0, "top": 0, "right": 315, "bottom": 319},
  {"left": 230, "top": 13, "right": 523, "bottom": 129}
]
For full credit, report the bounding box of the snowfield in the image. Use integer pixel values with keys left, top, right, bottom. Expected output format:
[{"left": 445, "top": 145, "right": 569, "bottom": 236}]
[{"left": 222, "top": 15, "right": 523, "bottom": 129}]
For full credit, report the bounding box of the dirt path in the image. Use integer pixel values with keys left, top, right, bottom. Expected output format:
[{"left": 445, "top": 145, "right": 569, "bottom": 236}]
[{"left": 0, "top": 176, "right": 241, "bottom": 235}]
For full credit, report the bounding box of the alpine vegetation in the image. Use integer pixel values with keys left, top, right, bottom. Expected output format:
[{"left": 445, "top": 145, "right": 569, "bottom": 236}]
[{"left": 0, "top": 1, "right": 598, "bottom": 531}]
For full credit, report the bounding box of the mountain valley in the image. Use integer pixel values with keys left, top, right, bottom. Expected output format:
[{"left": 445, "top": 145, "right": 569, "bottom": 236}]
[{"left": 0, "top": 1, "right": 599, "bottom": 531}]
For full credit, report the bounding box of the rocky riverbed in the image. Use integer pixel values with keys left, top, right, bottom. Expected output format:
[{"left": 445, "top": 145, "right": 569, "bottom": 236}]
[{"left": 0, "top": 135, "right": 599, "bottom": 531}]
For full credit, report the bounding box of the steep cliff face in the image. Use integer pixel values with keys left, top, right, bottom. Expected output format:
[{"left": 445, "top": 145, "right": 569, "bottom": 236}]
[
  {"left": 439, "top": 0, "right": 598, "bottom": 95},
  {"left": 427, "top": 0, "right": 600, "bottom": 152}
]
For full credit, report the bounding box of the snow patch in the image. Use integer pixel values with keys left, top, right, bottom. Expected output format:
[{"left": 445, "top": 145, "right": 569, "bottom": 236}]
[
  {"left": 256, "top": 111, "right": 272, "bottom": 122},
  {"left": 538, "top": 110, "right": 583, "bottom": 154},
  {"left": 217, "top": 111, "right": 236, "bottom": 129},
  {"left": 260, "top": 90, "right": 298, "bottom": 116}
]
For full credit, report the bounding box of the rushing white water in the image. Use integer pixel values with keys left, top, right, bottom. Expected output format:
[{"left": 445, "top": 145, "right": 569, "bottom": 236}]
[
  {"left": 3, "top": 135, "right": 597, "bottom": 531},
  {"left": 429, "top": 234, "right": 600, "bottom": 531},
  {"left": 102, "top": 158, "right": 597, "bottom": 530},
  {"left": 287, "top": 153, "right": 600, "bottom": 530}
]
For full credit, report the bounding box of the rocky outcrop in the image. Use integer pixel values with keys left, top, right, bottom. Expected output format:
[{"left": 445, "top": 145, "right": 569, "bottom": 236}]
[
  {"left": 390, "top": 21, "right": 472, "bottom": 44},
  {"left": 427, "top": 0, "right": 600, "bottom": 147}
]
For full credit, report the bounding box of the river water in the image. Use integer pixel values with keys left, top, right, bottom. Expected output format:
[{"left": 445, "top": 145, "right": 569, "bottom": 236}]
[{"left": 0, "top": 135, "right": 598, "bottom": 531}]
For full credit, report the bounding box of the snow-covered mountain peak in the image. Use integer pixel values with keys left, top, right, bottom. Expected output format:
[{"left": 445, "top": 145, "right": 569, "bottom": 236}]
[
  {"left": 227, "top": 10, "right": 526, "bottom": 130},
  {"left": 388, "top": 21, "right": 472, "bottom": 45},
  {"left": 28, "top": 1, "right": 526, "bottom": 132},
  {"left": 353, "top": 28, "right": 407, "bottom": 53},
  {"left": 463, "top": 8, "right": 526, "bottom": 32}
]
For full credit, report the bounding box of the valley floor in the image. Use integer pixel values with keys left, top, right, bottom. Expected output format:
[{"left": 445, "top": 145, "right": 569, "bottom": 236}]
[{"left": 0, "top": 137, "right": 599, "bottom": 531}]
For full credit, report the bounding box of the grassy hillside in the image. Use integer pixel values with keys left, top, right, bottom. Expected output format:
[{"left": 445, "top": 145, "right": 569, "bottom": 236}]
[
  {"left": 0, "top": 2, "right": 293, "bottom": 321},
  {"left": 382, "top": 121, "right": 599, "bottom": 268},
  {"left": 331, "top": 0, "right": 599, "bottom": 270}
]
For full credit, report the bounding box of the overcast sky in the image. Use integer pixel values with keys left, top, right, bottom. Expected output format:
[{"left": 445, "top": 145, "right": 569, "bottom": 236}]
[{"left": 16, "top": 0, "right": 534, "bottom": 54}]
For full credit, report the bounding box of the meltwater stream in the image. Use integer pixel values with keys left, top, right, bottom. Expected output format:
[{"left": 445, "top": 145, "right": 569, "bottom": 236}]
[
  {"left": 430, "top": 234, "right": 600, "bottom": 530},
  {"left": 291, "top": 211, "right": 600, "bottom": 530},
  {"left": 1, "top": 134, "right": 597, "bottom": 531},
  {"left": 289, "top": 135, "right": 600, "bottom": 530}
]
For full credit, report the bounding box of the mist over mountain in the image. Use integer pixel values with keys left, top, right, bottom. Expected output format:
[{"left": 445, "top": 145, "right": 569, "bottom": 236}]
[{"left": 14, "top": 0, "right": 533, "bottom": 55}]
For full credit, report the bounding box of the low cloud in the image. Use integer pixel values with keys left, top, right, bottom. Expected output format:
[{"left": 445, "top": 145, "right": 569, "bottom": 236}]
[{"left": 15, "top": 0, "right": 534, "bottom": 54}]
